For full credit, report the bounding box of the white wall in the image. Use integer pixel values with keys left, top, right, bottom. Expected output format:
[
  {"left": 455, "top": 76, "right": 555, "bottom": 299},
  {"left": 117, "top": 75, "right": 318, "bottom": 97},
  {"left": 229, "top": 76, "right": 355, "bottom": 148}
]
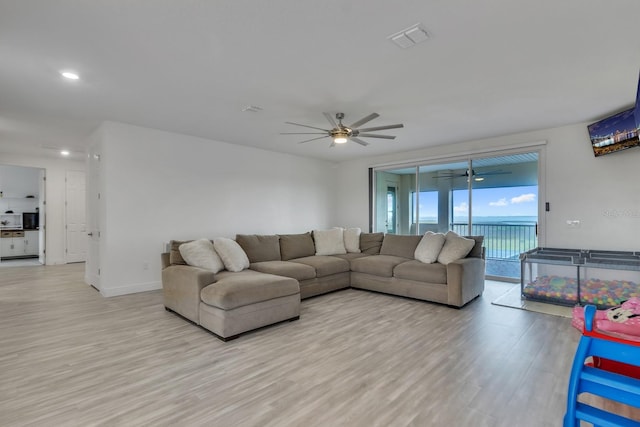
[
  {"left": 0, "top": 153, "right": 85, "bottom": 265},
  {"left": 89, "top": 121, "right": 337, "bottom": 297},
  {"left": 333, "top": 122, "right": 640, "bottom": 252}
]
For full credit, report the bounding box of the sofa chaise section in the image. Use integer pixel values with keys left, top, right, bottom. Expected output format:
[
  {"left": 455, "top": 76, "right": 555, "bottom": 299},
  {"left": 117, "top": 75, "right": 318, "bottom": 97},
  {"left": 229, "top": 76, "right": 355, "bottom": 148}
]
[
  {"left": 161, "top": 241, "right": 300, "bottom": 341},
  {"left": 199, "top": 270, "right": 300, "bottom": 341}
]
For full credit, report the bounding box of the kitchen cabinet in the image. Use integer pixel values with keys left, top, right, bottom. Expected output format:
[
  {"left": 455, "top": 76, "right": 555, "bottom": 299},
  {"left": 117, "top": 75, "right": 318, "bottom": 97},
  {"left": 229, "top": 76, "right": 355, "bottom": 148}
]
[
  {"left": 24, "top": 230, "right": 38, "bottom": 256},
  {"left": 1, "top": 230, "right": 25, "bottom": 259}
]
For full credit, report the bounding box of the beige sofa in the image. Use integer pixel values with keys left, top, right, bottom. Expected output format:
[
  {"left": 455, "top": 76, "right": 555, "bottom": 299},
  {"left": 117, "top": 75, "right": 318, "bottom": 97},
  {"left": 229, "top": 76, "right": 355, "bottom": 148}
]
[{"left": 161, "top": 232, "right": 485, "bottom": 341}]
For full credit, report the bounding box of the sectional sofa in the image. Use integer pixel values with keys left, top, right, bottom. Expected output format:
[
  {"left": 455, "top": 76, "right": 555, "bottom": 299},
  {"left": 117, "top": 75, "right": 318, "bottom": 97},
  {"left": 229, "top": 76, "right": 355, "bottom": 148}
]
[{"left": 161, "top": 231, "right": 485, "bottom": 341}]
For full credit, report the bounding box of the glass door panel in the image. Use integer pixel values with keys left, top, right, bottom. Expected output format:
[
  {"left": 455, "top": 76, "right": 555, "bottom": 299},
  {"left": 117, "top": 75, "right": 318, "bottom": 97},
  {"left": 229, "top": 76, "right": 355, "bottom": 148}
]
[
  {"left": 373, "top": 167, "right": 417, "bottom": 234},
  {"left": 469, "top": 153, "right": 539, "bottom": 279}
]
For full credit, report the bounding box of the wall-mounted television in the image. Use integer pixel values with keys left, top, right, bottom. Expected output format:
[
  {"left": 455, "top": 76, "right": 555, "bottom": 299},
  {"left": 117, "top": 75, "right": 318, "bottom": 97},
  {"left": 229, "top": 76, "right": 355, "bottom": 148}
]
[{"left": 587, "top": 70, "right": 640, "bottom": 157}]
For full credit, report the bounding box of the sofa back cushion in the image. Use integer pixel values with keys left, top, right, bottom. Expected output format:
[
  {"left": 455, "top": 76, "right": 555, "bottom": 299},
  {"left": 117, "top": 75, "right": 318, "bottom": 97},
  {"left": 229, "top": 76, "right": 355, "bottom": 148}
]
[
  {"left": 465, "top": 235, "right": 485, "bottom": 258},
  {"left": 169, "top": 240, "right": 192, "bottom": 265},
  {"left": 236, "top": 234, "right": 281, "bottom": 263},
  {"left": 279, "top": 232, "right": 316, "bottom": 261},
  {"left": 380, "top": 234, "right": 422, "bottom": 259},
  {"left": 360, "top": 232, "right": 384, "bottom": 255}
]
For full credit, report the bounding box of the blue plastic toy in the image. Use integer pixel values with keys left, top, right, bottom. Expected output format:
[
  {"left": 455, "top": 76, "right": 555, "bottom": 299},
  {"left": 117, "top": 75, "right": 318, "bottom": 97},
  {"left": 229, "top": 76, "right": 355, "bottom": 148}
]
[{"left": 564, "top": 305, "right": 640, "bottom": 426}]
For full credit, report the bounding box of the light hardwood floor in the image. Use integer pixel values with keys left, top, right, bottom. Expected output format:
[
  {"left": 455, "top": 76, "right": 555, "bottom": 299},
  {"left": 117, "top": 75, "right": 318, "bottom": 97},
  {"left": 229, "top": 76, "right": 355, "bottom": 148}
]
[{"left": 0, "top": 264, "right": 579, "bottom": 426}]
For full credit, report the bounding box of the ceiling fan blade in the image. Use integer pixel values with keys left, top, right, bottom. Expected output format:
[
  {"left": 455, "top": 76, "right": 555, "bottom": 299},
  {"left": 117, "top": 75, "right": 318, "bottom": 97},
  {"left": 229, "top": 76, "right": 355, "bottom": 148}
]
[
  {"left": 477, "top": 171, "right": 511, "bottom": 176},
  {"left": 297, "top": 135, "right": 330, "bottom": 144},
  {"left": 358, "top": 133, "right": 396, "bottom": 140},
  {"left": 356, "top": 124, "right": 404, "bottom": 132},
  {"left": 350, "top": 137, "right": 369, "bottom": 146},
  {"left": 330, "top": 141, "right": 336, "bottom": 148},
  {"left": 349, "top": 113, "right": 379, "bottom": 128},
  {"left": 285, "top": 121, "right": 330, "bottom": 132},
  {"left": 280, "top": 132, "right": 327, "bottom": 135},
  {"left": 323, "top": 112, "right": 338, "bottom": 128}
]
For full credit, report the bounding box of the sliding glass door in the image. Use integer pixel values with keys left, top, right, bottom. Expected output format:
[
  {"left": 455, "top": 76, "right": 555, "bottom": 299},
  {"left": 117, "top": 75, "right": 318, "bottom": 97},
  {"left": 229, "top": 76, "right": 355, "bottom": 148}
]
[{"left": 372, "top": 150, "right": 541, "bottom": 280}]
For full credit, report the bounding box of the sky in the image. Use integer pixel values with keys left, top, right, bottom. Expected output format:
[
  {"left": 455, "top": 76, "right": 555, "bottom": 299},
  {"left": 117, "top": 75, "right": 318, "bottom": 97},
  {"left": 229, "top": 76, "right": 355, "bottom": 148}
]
[{"left": 416, "top": 185, "right": 538, "bottom": 219}]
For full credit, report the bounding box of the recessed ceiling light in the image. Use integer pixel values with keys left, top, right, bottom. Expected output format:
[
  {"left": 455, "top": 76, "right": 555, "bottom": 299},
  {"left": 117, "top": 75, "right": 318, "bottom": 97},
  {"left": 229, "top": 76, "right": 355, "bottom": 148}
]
[
  {"left": 60, "top": 71, "right": 80, "bottom": 80},
  {"left": 60, "top": 150, "right": 70, "bottom": 156}
]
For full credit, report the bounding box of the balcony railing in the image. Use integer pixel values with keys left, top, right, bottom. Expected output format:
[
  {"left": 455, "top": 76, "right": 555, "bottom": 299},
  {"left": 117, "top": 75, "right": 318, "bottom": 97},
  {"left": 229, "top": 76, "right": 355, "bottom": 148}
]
[{"left": 451, "top": 222, "right": 538, "bottom": 279}]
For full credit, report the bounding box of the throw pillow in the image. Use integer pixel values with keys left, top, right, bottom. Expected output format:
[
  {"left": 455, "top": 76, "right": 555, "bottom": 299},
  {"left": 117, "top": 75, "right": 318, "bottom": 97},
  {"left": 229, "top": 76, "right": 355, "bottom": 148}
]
[
  {"left": 213, "top": 237, "right": 250, "bottom": 272},
  {"left": 414, "top": 231, "right": 446, "bottom": 264},
  {"left": 313, "top": 228, "right": 347, "bottom": 256},
  {"left": 343, "top": 227, "right": 362, "bottom": 253},
  {"left": 437, "top": 231, "right": 476, "bottom": 265},
  {"left": 178, "top": 239, "right": 224, "bottom": 273}
]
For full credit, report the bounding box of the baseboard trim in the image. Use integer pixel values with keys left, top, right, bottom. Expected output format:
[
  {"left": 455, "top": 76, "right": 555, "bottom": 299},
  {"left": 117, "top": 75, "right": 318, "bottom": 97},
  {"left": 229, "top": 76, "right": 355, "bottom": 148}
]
[{"left": 100, "top": 280, "right": 161, "bottom": 297}]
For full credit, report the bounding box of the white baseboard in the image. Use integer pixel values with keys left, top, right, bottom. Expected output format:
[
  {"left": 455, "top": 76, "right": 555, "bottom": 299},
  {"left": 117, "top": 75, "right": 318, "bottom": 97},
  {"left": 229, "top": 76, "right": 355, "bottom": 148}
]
[{"left": 100, "top": 280, "right": 162, "bottom": 297}]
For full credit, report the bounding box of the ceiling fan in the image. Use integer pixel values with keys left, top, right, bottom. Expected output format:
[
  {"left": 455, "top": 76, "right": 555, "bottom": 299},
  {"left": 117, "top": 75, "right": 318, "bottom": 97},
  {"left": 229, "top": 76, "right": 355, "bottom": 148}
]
[
  {"left": 281, "top": 112, "right": 404, "bottom": 147},
  {"left": 435, "top": 169, "right": 511, "bottom": 181}
]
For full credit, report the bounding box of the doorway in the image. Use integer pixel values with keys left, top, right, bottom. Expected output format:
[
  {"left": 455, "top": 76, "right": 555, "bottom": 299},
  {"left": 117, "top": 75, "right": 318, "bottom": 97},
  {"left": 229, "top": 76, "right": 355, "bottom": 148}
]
[
  {"left": 0, "top": 164, "right": 45, "bottom": 267},
  {"left": 386, "top": 186, "right": 397, "bottom": 234}
]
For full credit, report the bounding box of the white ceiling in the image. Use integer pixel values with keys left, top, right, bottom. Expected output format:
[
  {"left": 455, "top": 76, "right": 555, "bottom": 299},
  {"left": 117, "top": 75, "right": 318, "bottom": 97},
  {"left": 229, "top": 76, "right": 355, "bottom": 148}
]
[{"left": 1, "top": 0, "right": 639, "bottom": 162}]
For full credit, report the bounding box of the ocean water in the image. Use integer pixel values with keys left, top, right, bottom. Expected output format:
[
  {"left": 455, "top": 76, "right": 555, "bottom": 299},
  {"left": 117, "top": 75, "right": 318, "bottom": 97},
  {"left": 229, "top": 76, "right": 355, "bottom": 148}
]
[
  {"left": 418, "top": 215, "right": 538, "bottom": 224},
  {"left": 454, "top": 215, "right": 538, "bottom": 224}
]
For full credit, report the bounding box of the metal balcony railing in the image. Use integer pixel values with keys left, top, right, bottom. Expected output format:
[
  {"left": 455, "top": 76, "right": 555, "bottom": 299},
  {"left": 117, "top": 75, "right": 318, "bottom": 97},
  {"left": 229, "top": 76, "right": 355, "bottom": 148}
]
[{"left": 451, "top": 222, "right": 538, "bottom": 261}]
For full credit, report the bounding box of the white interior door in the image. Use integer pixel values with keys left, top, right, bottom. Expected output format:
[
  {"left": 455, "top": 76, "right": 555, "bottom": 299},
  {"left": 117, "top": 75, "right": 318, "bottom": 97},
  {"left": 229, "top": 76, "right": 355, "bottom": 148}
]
[
  {"left": 65, "top": 170, "right": 86, "bottom": 263},
  {"left": 85, "top": 151, "right": 100, "bottom": 290},
  {"left": 38, "top": 169, "right": 46, "bottom": 264}
]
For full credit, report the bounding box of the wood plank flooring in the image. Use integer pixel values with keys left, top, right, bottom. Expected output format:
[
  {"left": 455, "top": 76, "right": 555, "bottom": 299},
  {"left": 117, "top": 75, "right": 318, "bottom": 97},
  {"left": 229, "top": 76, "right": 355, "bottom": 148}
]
[{"left": 0, "top": 264, "right": 580, "bottom": 426}]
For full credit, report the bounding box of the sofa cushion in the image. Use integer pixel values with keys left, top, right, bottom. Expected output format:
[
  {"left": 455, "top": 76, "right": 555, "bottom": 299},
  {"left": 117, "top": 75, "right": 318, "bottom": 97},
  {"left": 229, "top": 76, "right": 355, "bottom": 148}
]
[
  {"left": 414, "top": 232, "right": 446, "bottom": 264},
  {"left": 169, "top": 240, "right": 192, "bottom": 265},
  {"left": 236, "top": 234, "right": 281, "bottom": 263},
  {"left": 200, "top": 270, "right": 299, "bottom": 310},
  {"left": 360, "top": 232, "right": 384, "bottom": 255},
  {"left": 178, "top": 238, "right": 225, "bottom": 273},
  {"left": 465, "top": 235, "right": 485, "bottom": 258},
  {"left": 380, "top": 234, "right": 423, "bottom": 259},
  {"left": 437, "top": 231, "right": 476, "bottom": 265},
  {"left": 344, "top": 228, "right": 362, "bottom": 253},
  {"left": 330, "top": 253, "right": 370, "bottom": 262},
  {"left": 250, "top": 260, "right": 316, "bottom": 281},
  {"left": 394, "top": 260, "right": 447, "bottom": 283},
  {"left": 279, "top": 232, "right": 316, "bottom": 261},
  {"left": 313, "top": 228, "right": 347, "bottom": 256},
  {"left": 350, "top": 255, "right": 410, "bottom": 278},
  {"left": 290, "top": 255, "right": 350, "bottom": 278},
  {"left": 213, "top": 237, "right": 250, "bottom": 272}
]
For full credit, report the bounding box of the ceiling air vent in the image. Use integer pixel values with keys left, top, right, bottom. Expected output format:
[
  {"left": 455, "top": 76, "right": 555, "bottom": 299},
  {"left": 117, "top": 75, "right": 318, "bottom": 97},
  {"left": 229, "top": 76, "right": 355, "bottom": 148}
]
[{"left": 388, "top": 24, "right": 429, "bottom": 49}]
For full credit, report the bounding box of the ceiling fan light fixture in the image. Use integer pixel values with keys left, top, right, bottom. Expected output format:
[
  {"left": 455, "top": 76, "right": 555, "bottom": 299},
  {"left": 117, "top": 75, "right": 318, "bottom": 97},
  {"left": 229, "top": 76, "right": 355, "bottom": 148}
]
[{"left": 333, "top": 135, "right": 348, "bottom": 144}]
